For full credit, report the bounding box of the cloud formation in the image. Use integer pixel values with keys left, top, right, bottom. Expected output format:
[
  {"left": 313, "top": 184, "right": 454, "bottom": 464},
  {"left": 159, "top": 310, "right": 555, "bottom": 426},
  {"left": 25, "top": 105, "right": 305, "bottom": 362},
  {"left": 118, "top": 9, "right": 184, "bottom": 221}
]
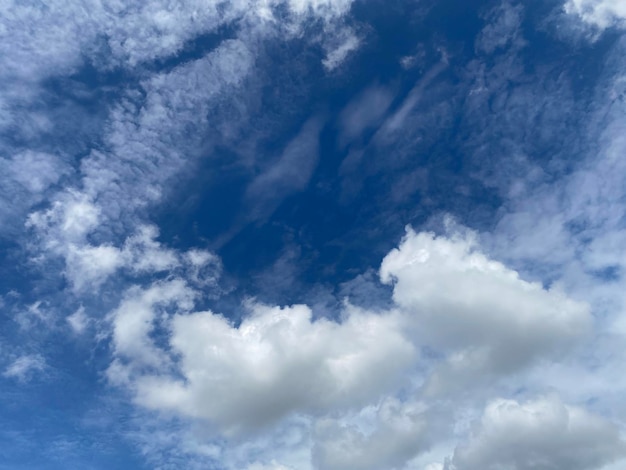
[
  {"left": 566, "top": 0, "right": 626, "bottom": 29},
  {"left": 381, "top": 228, "right": 590, "bottom": 392},
  {"left": 444, "top": 396, "right": 626, "bottom": 470},
  {"left": 2, "top": 1, "right": 626, "bottom": 468},
  {"left": 104, "top": 227, "right": 594, "bottom": 467},
  {"left": 3, "top": 354, "right": 46, "bottom": 382}
]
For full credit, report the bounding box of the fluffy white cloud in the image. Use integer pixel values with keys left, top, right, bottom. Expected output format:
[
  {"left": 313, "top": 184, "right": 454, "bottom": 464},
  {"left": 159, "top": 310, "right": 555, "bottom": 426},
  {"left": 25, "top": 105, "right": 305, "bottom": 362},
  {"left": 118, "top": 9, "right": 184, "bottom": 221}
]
[
  {"left": 28, "top": 198, "right": 218, "bottom": 291},
  {"left": 133, "top": 302, "right": 416, "bottom": 435},
  {"left": 380, "top": 228, "right": 591, "bottom": 391},
  {"left": 444, "top": 396, "right": 626, "bottom": 470},
  {"left": 103, "top": 226, "right": 597, "bottom": 468}
]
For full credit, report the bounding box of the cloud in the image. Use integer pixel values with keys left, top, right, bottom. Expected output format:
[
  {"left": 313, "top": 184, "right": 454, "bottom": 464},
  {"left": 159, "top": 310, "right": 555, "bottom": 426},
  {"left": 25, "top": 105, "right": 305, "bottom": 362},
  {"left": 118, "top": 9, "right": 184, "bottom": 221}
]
[
  {"left": 484, "top": 37, "right": 626, "bottom": 327},
  {"left": 475, "top": 1, "right": 525, "bottom": 54},
  {"left": 130, "top": 301, "right": 415, "bottom": 435},
  {"left": 29, "top": 195, "right": 218, "bottom": 291},
  {"left": 443, "top": 396, "right": 626, "bottom": 470},
  {"left": 2, "top": 1, "right": 624, "bottom": 468},
  {"left": 323, "top": 29, "right": 361, "bottom": 71},
  {"left": 338, "top": 85, "right": 394, "bottom": 146},
  {"left": 108, "top": 279, "right": 196, "bottom": 372},
  {"left": 0, "top": 150, "right": 71, "bottom": 234},
  {"left": 3, "top": 0, "right": 359, "bottom": 291},
  {"left": 244, "top": 116, "right": 323, "bottom": 223},
  {"left": 380, "top": 227, "right": 591, "bottom": 392},
  {"left": 66, "top": 306, "right": 89, "bottom": 334},
  {"left": 14, "top": 301, "right": 53, "bottom": 331},
  {"left": 3, "top": 354, "right": 46, "bottom": 381},
  {"left": 565, "top": 0, "right": 626, "bottom": 30},
  {"left": 102, "top": 225, "right": 595, "bottom": 468},
  {"left": 312, "top": 398, "right": 430, "bottom": 470}
]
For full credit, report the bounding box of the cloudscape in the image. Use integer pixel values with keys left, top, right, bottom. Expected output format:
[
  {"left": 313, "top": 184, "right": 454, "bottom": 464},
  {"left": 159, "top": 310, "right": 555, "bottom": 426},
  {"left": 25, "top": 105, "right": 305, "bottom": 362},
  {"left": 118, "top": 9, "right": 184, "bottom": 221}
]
[{"left": 1, "top": 0, "right": 626, "bottom": 469}]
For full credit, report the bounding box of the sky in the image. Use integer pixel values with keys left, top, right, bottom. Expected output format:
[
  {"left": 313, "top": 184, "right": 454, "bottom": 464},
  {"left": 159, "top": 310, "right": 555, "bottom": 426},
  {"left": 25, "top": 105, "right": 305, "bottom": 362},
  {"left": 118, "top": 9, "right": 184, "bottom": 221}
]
[{"left": 1, "top": 0, "right": 626, "bottom": 469}]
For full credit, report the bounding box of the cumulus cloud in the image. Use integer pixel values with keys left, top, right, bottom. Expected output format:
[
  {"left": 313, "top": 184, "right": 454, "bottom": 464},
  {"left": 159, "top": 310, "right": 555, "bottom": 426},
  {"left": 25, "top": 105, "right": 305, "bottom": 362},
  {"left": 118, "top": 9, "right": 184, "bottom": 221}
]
[
  {"left": 102, "top": 226, "right": 595, "bottom": 469},
  {"left": 444, "top": 396, "right": 626, "bottom": 470},
  {"left": 130, "top": 302, "right": 415, "bottom": 435},
  {"left": 380, "top": 228, "right": 591, "bottom": 392}
]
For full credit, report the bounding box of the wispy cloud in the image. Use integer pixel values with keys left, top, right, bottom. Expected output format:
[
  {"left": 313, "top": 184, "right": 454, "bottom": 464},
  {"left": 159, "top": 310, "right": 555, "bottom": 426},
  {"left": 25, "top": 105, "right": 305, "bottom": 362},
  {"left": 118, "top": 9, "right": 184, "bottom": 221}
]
[
  {"left": 565, "top": 0, "right": 626, "bottom": 30},
  {"left": 3, "top": 354, "right": 46, "bottom": 382}
]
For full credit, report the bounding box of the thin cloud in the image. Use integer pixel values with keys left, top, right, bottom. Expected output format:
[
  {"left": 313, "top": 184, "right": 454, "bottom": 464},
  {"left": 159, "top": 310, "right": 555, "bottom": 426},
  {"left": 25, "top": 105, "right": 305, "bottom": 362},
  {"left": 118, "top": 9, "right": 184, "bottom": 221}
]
[{"left": 3, "top": 354, "right": 46, "bottom": 382}]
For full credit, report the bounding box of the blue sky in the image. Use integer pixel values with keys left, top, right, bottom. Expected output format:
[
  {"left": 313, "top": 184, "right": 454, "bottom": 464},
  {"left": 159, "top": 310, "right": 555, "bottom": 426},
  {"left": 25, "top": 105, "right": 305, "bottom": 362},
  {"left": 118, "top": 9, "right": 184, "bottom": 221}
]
[{"left": 1, "top": 0, "right": 626, "bottom": 469}]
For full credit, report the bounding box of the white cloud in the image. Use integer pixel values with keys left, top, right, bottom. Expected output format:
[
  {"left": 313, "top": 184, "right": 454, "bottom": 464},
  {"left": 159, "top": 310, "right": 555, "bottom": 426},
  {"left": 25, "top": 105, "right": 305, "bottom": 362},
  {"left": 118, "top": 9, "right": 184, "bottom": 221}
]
[
  {"left": 28, "top": 207, "right": 220, "bottom": 292},
  {"left": 323, "top": 30, "right": 361, "bottom": 71},
  {"left": 108, "top": 279, "right": 196, "bottom": 372},
  {"left": 123, "top": 225, "right": 180, "bottom": 274},
  {"left": 27, "top": 193, "right": 100, "bottom": 245},
  {"left": 246, "top": 462, "right": 294, "bottom": 470},
  {"left": 312, "top": 398, "right": 430, "bottom": 470},
  {"left": 65, "top": 244, "right": 125, "bottom": 292},
  {"left": 565, "top": 0, "right": 626, "bottom": 30},
  {"left": 380, "top": 228, "right": 591, "bottom": 392},
  {"left": 0, "top": 0, "right": 357, "bottom": 131},
  {"left": 483, "top": 40, "right": 626, "bottom": 410},
  {"left": 3, "top": 0, "right": 359, "bottom": 284},
  {"left": 2, "top": 150, "right": 69, "bottom": 194},
  {"left": 3, "top": 2, "right": 622, "bottom": 468},
  {"left": 286, "top": 0, "right": 354, "bottom": 17},
  {"left": 3, "top": 354, "right": 45, "bottom": 381},
  {"left": 132, "top": 302, "right": 415, "bottom": 435},
  {"left": 244, "top": 117, "right": 323, "bottom": 223},
  {"left": 444, "top": 396, "right": 626, "bottom": 470},
  {"left": 66, "top": 306, "right": 89, "bottom": 334},
  {"left": 103, "top": 226, "right": 596, "bottom": 467}
]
